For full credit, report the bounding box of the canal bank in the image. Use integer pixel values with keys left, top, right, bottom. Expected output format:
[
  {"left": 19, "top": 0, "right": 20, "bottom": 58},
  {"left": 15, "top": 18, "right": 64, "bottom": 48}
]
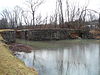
[{"left": 0, "top": 30, "right": 38, "bottom": 75}]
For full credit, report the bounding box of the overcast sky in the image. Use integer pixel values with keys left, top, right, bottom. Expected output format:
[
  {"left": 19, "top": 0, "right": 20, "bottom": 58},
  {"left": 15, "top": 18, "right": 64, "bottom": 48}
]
[{"left": 0, "top": 0, "right": 100, "bottom": 17}]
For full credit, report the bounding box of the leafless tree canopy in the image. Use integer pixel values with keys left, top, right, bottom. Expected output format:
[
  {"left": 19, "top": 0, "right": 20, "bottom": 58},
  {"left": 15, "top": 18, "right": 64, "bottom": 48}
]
[
  {"left": 26, "top": 0, "right": 44, "bottom": 26},
  {"left": 0, "top": 0, "right": 99, "bottom": 29}
]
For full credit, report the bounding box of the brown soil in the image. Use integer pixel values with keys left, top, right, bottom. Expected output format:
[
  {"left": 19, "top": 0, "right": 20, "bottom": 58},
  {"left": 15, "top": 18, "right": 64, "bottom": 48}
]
[{"left": 9, "top": 43, "right": 34, "bottom": 53}]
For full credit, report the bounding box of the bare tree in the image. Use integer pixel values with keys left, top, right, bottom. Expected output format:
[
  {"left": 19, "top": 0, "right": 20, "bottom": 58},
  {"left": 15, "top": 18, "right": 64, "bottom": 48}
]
[
  {"left": 66, "top": 0, "right": 70, "bottom": 22},
  {"left": 42, "top": 16, "right": 48, "bottom": 25},
  {"left": 56, "top": 0, "right": 64, "bottom": 25},
  {"left": 0, "top": 9, "right": 15, "bottom": 28},
  {"left": 0, "top": 18, "right": 8, "bottom": 28},
  {"left": 64, "top": 0, "right": 90, "bottom": 29},
  {"left": 49, "top": 13, "right": 58, "bottom": 25},
  {"left": 99, "top": 14, "right": 100, "bottom": 28},
  {"left": 0, "top": 6, "right": 23, "bottom": 29},
  {"left": 49, "top": 15, "right": 54, "bottom": 25},
  {"left": 21, "top": 11, "right": 30, "bottom": 26},
  {"left": 26, "top": 0, "right": 44, "bottom": 26},
  {"left": 35, "top": 13, "right": 42, "bottom": 25}
]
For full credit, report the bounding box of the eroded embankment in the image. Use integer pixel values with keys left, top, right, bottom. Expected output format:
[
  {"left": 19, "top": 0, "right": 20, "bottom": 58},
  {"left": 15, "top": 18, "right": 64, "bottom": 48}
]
[{"left": 0, "top": 32, "right": 38, "bottom": 75}]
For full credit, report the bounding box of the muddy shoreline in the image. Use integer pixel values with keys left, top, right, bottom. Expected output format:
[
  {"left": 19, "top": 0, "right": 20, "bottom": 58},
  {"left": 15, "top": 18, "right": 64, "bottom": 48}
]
[{"left": 9, "top": 43, "right": 36, "bottom": 53}]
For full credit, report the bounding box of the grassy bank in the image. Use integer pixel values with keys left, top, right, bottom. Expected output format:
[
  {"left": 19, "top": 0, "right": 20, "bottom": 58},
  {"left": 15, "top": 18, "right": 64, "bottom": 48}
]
[{"left": 0, "top": 35, "right": 38, "bottom": 75}]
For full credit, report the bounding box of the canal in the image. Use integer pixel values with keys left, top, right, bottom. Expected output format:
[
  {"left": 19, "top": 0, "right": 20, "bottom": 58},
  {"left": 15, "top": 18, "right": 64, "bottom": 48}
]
[{"left": 15, "top": 40, "right": 100, "bottom": 75}]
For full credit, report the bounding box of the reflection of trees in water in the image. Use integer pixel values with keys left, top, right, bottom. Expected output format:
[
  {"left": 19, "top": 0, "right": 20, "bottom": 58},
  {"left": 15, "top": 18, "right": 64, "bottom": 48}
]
[
  {"left": 99, "top": 40, "right": 100, "bottom": 56},
  {"left": 66, "top": 61, "right": 88, "bottom": 75},
  {"left": 32, "top": 50, "right": 47, "bottom": 75},
  {"left": 64, "top": 44, "right": 89, "bottom": 75},
  {"left": 33, "top": 50, "right": 36, "bottom": 66},
  {"left": 99, "top": 41, "right": 100, "bottom": 74},
  {"left": 16, "top": 42, "right": 100, "bottom": 75},
  {"left": 56, "top": 48, "right": 64, "bottom": 75}
]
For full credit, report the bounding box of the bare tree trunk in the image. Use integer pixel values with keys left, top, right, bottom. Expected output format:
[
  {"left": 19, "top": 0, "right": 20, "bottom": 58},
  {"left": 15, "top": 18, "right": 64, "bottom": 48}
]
[
  {"left": 26, "top": 0, "right": 44, "bottom": 27},
  {"left": 57, "top": 0, "right": 64, "bottom": 25},
  {"left": 99, "top": 14, "right": 100, "bottom": 28},
  {"left": 32, "top": 11, "right": 35, "bottom": 26},
  {"left": 66, "top": 0, "right": 69, "bottom": 22}
]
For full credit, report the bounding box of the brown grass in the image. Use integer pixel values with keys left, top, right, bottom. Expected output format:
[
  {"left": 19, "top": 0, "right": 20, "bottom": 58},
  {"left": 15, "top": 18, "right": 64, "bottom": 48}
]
[{"left": 0, "top": 33, "right": 38, "bottom": 75}]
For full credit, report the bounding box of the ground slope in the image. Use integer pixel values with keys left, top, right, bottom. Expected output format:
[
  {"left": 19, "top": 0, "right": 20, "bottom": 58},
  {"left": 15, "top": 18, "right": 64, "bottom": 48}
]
[{"left": 0, "top": 34, "right": 38, "bottom": 75}]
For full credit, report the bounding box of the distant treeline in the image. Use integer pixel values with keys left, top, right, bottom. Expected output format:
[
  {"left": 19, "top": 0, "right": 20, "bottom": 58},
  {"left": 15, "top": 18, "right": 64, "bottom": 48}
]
[{"left": 0, "top": 0, "right": 100, "bottom": 29}]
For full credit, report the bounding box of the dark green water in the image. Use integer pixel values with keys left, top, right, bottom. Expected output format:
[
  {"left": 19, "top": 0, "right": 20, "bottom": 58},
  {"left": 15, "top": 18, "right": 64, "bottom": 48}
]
[{"left": 15, "top": 40, "right": 100, "bottom": 75}]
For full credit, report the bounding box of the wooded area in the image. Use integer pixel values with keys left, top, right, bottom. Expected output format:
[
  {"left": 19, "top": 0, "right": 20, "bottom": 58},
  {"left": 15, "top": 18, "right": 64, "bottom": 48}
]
[
  {"left": 0, "top": 0, "right": 100, "bottom": 29},
  {"left": 0, "top": 0, "right": 100, "bottom": 40}
]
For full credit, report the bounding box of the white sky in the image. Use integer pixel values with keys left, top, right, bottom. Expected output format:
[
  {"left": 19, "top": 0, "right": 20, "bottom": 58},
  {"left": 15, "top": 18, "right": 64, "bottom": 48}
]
[{"left": 0, "top": 0, "right": 100, "bottom": 17}]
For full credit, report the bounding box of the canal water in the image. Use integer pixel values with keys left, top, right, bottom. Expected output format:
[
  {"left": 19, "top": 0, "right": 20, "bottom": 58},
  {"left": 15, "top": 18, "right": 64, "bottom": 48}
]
[{"left": 15, "top": 40, "right": 100, "bottom": 75}]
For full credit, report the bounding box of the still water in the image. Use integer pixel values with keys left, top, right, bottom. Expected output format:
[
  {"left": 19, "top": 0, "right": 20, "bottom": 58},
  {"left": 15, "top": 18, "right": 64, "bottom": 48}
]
[{"left": 15, "top": 41, "right": 100, "bottom": 75}]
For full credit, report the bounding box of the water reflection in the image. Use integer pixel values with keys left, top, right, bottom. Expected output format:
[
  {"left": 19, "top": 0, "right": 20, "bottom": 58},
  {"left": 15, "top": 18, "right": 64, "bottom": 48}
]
[{"left": 16, "top": 42, "right": 100, "bottom": 75}]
